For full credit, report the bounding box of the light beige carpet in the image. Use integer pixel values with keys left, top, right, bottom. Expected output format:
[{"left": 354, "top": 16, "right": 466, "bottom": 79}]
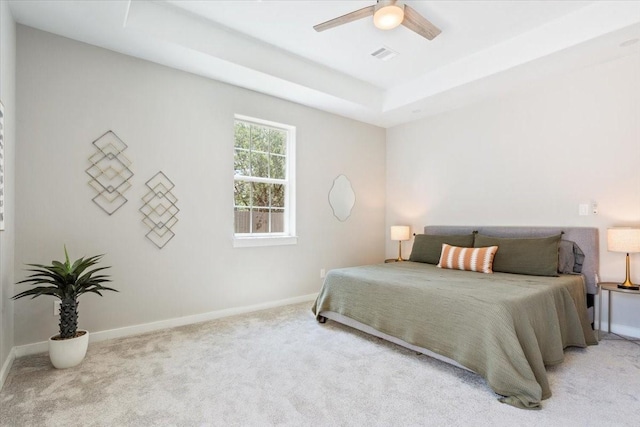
[{"left": 1, "top": 302, "right": 638, "bottom": 426}]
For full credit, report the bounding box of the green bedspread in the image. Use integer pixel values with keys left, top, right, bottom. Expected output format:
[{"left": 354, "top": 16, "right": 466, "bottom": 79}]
[{"left": 311, "top": 262, "right": 597, "bottom": 410}]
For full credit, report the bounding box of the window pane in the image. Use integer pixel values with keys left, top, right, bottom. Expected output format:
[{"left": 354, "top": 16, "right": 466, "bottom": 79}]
[
  {"left": 252, "top": 208, "right": 269, "bottom": 233},
  {"left": 233, "top": 116, "right": 294, "bottom": 240},
  {"left": 234, "top": 122, "right": 250, "bottom": 150},
  {"left": 270, "top": 154, "right": 285, "bottom": 179},
  {"left": 234, "top": 207, "right": 250, "bottom": 233},
  {"left": 251, "top": 151, "right": 269, "bottom": 178},
  {"left": 270, "top": 130, "right": 286, "bottom": 155},
  {"left": 234, "top": 180, "right": 251, "bottom": 206},
  {"left": 251, "top": 126, "right": 269, "bottom": 153},
  {"left": 272, "top": 184, "right": 285, "bottom": 208},
  {"left": 252, "top": 182, "right": 270, "bottom": 207},
  {"left": 234, "top": 149, "right": 250, "bottom": 177},
  {"left": 271, "top": 209, "right": 284, "bottom": 233}
]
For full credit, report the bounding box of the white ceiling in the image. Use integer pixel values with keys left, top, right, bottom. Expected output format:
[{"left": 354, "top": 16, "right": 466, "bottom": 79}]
[{"left": 8, "top": 1, "right": 640, "bottom": 128}]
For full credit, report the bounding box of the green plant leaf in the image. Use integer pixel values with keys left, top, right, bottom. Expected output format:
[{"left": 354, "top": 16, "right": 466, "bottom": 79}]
[
  {"left": 12, "top": 287, "right": 62, "bottom": 300},
  {"left": 64, "top": 245, "right": 70, "bottom": 268}
]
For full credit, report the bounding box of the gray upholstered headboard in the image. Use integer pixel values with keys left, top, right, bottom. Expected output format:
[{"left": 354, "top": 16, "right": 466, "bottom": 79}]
[{"left": 423, "top": 226, "right": 600, "bottom": 295}]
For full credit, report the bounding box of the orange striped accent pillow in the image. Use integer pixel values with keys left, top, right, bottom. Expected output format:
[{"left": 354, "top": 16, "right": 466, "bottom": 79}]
[{"left": 437, "top": 244, "right": 499, "bottom": 274}]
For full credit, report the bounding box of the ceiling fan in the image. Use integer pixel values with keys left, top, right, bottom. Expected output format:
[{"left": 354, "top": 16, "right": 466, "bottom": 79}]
[{"left": 313, "top": 0, "right": 441, "bottom": 40}]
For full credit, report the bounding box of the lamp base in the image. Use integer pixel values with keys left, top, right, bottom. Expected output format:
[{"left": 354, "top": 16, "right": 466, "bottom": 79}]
[{"left": 617, "top": 253, "right": 639, "bottom": 290}]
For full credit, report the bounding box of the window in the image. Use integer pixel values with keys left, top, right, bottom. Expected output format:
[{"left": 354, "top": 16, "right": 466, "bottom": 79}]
[{"left": 233, "top": 115, "right": 296, "bottom": 247}]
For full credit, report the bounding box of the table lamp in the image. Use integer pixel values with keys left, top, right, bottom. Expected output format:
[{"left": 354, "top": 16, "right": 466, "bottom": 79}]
[
  {"left": 607, "top": 227, "right": 640, "bottom": 290},
  {"left": 390, "top": 225, "right": 411, "bottom": 262}
]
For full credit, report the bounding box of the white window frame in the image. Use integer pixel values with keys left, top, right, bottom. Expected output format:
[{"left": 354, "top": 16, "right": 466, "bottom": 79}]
[{"left": 233, "top": 114, "right": 297, "bottom": 248}]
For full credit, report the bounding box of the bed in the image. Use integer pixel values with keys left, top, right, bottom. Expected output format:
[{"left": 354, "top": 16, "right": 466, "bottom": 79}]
[{"left": 312, "top": 226, "right": 599, "bottom": 410}]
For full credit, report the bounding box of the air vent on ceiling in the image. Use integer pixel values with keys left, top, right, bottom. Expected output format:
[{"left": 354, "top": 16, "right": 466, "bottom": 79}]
[{"left": 371, "top": 46, "right": 398, "bottom": 62}]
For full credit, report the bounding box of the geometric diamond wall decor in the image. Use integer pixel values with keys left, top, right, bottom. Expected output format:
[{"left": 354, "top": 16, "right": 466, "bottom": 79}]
[
  {"left": 140, "top": 171, "right": 179, "bottom": 249},
  {"left": 86, "top": 130, "right": 134, "bottom": 215}
]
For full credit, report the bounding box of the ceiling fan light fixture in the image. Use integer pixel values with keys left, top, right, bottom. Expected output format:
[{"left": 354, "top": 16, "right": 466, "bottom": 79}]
[{"left": 373, "top": 4, "right": 405, "bottom": 30}]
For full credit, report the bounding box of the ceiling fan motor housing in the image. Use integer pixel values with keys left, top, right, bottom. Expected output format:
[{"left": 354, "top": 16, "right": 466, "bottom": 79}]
[{"left": 374, "top": 1, "right": 405, "bottom": 30}]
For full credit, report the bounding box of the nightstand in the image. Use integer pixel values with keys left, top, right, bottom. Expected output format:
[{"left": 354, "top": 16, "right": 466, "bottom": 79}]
[{"left": 597, "top": 282, "right": 640, "bottom": 339}]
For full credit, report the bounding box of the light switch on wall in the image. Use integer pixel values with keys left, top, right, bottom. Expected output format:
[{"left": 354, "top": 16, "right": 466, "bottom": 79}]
[{"left": 579, "top": 204, "right": 589, "bottom": 216}]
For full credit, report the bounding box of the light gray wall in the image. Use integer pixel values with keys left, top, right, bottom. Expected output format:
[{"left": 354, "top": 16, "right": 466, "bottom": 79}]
[
  {"left": 14, "top": 26, "right": 386, "bottom": 346},
  {"left": 386, "top": 52, "right": 640, "bottom": 337},
  {"left": 0, "top": 0, "right": 16, "bottom": 373}
]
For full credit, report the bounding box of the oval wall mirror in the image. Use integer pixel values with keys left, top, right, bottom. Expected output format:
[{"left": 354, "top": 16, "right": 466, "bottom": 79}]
[{"left": 328, "top": 174, "right": 355, "bottom": 222}]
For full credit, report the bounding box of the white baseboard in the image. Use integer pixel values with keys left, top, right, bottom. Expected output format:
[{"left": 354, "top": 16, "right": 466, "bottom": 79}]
[
  {"left": 598, "top": 321, "right": 640, "bottom": 339},
  {"left": 0, "top": 347, "right": 16, "bottom": 392},
  {"left": 14, "top": 293, "right": 318, "bottom": 358}
]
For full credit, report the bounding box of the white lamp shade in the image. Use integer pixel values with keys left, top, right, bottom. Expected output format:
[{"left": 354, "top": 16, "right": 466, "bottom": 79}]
[
  {"left": 607, "top": 227, "right": 640, "bottom": 253},
  {"left": 390, "top": 225, "right": 411, "bottom": 241},
  {"left": 373, "top": 4, "right": 405, "bottom": 30}
]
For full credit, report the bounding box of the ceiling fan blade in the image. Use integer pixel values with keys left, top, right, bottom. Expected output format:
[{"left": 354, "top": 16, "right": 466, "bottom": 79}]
[
  {"left": 401, "top": 5, "right": 441, "bottom": 40},
  {"left": 314, "top": 5, "right": 376, "bottom": 32}
]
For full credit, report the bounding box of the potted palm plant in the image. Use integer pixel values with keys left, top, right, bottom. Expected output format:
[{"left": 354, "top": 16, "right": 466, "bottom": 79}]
[{"left": 13, "top": 246, "right": 117, "bottom": 369}]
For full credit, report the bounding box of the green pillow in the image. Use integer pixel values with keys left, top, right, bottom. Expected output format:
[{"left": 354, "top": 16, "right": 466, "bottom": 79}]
[
  {"left": 474, "top": 233, "right": 561, "bottom": 277},
  {"left": 409, "top": 234, "right": 475, "bottom": 264}
]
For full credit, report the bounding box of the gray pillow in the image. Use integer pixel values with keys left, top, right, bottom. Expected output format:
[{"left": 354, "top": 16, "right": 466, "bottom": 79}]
[
  {"left": 409, "top": 234, "right": 475, "bottom": 264},
  {"left": 474, "top": 233, "right": 562, "bottom": 277},
  {"left": 558, "top": 240, "right": 585, "bottom": 274},
  {"left": 558, "top": 240, "right": 575, "bottom": 274}
]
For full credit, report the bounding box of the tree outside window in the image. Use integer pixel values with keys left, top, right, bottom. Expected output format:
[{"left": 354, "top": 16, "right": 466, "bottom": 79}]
[{"left": 233, "top": 117, "right": 295, "bottom": 239}]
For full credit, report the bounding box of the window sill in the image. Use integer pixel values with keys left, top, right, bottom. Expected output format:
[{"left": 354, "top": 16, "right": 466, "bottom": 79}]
[{"left": 233, "top": 235, "right": 298, "bottom": 248}]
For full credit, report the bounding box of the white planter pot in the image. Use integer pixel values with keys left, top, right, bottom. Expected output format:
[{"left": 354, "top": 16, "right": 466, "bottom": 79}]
[{"left": 48, "top": 330, "right": 89, "bottom": 369}]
